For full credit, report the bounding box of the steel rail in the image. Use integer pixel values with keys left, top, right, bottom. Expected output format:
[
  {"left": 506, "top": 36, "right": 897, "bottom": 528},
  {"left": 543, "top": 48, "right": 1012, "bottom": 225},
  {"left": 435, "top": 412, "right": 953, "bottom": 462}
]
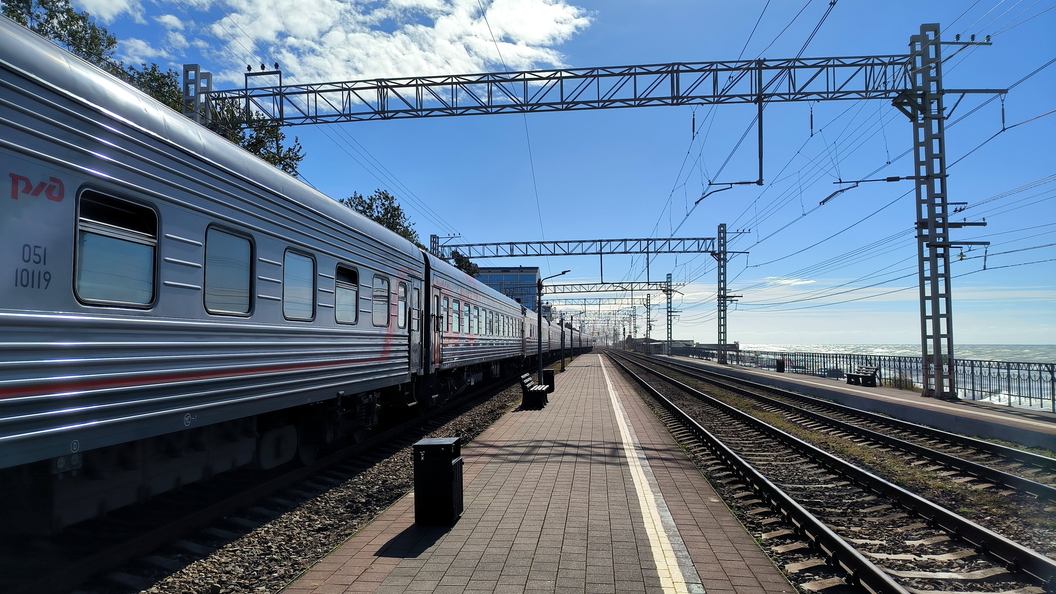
[
  {"left": 611, "top": 351, "right": 1056, "bottom": 589},
  {"left": 652, "top": 354, "right": 1056, "bottom": 472},
  {"left": 606, "top": 352, "right": 908, "bottom": 594},
  {"left": 636, "top": 354, "right": 1056, "bottom": 501}
]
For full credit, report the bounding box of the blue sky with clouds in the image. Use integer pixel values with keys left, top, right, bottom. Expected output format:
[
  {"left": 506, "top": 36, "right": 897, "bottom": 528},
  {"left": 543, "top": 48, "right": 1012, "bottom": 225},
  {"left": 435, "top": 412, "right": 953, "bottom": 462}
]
[{"left": 63, "top": 0, "right": 1056, "bottom": 345}]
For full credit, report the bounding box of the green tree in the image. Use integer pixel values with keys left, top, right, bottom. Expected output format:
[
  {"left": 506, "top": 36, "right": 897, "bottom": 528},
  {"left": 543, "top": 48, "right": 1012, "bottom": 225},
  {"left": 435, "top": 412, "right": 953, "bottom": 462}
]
[
  {"left": 211, "top": 103, "right": 305, "bottom": 177},
  {"left": 123, "top": 63, "right": 182, "bottom": 111},
  {"left": 449, "top": 250, "right": 479, "bottom": 276},
  {"left": 3, "top": 0, "right": 116, "bottom": 68},
  {"left": 6, "top": 0, "right": 305, "bottom": 177},
  {"left": 340, "top": 190, "right": 421, "bottom": 246}
]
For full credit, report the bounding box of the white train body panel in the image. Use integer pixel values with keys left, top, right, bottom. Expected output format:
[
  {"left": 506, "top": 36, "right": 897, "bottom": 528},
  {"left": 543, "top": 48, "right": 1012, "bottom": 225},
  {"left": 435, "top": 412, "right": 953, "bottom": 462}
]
[
  {"left": 0, "top": 17, "right": 591, "bottom": 533},
  {"left": 0, "top": 18, "right": 422, "bottom": 471}
]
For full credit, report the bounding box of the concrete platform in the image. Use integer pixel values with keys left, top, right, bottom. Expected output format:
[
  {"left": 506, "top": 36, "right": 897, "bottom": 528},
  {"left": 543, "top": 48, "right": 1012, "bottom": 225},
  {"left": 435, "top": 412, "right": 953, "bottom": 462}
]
[
  {"left": 283, "top": 353, "right": 794, "bottom": 594},
  {"left": 665, "top": 355, "right": 1056, "bottom": 451}
]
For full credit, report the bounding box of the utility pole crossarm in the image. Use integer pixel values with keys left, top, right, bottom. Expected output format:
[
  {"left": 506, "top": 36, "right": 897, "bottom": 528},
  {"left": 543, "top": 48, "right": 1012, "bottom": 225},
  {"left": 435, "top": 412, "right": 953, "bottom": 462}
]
[
  {"left": 436, "top": 237, "right": 717, "bottom": 259},
  {"left": 202, "top": 56, "right": 911, "bottom": 126}
]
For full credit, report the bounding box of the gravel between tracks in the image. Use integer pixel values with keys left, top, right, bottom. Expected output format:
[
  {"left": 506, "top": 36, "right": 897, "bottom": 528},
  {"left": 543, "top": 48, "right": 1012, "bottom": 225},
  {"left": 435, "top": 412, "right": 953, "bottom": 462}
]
[{"left": 140, "top": 384, "right": 522, "bottom": 594}]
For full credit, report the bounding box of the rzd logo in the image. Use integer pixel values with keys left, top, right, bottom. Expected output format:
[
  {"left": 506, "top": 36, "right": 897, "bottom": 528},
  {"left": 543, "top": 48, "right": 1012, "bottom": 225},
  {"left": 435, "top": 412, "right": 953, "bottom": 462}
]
[{"left": 10, "top": 174, "right": 64, "bottom": 202}]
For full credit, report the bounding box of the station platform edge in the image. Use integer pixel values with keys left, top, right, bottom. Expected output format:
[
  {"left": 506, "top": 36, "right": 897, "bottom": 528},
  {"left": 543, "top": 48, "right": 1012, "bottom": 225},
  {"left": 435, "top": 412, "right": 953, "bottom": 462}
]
[
  {"left": 663, "top": 355, "right": 1056, "bottom": 452},
  {"left": 283, "top": 353, "right": 795, "bottom": 594}
]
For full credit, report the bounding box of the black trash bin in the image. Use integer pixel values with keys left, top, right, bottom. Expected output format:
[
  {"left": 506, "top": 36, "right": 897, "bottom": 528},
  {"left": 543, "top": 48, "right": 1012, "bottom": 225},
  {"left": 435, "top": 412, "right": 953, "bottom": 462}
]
[
  {"left": 543, "top": 369, "right": 556, "bottom": 394},
  {"left": 776, "top": 359, "right": 786, "bottom": 373},
  {"left": 413, "top": 437, "right": 463, "bottom": 525}
]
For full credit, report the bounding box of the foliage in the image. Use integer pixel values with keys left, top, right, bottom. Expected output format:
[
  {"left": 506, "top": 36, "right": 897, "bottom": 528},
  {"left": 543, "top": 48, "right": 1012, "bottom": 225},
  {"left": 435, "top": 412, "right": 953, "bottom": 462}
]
[
  {"left": 211, "top": 103, "right": 305, "bottom": 177},
  {"left": 122, "top": 63, "right": 182, "bottom": 112},
  {"left": 449, "top": 250, "right": 479, "bottom": 276},
  {"left": 340, "top": 190, "right": 421, "bottom": 246},
  {"left": 5, "top": 0, "right": 305, "bottom": 176},
  {"left": 3, "top": 0, "right": 116, "bottom": 68}
]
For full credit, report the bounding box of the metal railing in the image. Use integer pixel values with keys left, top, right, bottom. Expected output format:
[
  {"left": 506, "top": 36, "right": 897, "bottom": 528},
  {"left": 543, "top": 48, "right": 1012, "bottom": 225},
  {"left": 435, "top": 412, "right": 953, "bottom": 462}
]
[{"left": 670, "top": 347, "right": 1056, "bottom": 413}]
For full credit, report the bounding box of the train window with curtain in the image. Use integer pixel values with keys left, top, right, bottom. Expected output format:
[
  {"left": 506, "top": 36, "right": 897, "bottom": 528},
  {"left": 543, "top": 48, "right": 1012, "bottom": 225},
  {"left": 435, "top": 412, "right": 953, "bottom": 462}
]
[
  {"left": 335, "top": 265, "right": 358, "bottom": 324},
  {"left": 487, "top": 310, "right": 493, "bottom": 335},
  {"left": 472, "top": 305, "right": 480, "bottom": 335},
  {"left": 204, "top": 228, "right": 252, "bottom": 315},
  {"left": 462, "top": 302, "right": 470, "bottom": 334},
  {"left": 75, "top": 190, "right": 157, "bottom": 307},
  {"left": 372, "top": 275, "right": 390, "bottom": 326},
  {"left": 397, "top": 282, "right": 408, "bottom": 329},
  {"left": 444, "top": 297, "right": 451, "bottom": 331},
  {"left": 283, "top": 251, "right": 315, "bottom": 321}
]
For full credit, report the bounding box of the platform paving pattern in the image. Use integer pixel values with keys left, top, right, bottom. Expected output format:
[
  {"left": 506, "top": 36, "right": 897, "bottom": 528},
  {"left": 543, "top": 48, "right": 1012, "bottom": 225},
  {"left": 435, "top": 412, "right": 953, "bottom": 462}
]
[{"left": 284, "top": 353, "right": 793, "bottom": 594}]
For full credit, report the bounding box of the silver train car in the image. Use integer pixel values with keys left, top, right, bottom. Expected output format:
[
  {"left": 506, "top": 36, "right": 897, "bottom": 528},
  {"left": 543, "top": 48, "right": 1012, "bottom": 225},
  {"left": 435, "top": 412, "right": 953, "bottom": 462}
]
[{"left": 0, "top": 17, "right": 590, "bottom": 535}]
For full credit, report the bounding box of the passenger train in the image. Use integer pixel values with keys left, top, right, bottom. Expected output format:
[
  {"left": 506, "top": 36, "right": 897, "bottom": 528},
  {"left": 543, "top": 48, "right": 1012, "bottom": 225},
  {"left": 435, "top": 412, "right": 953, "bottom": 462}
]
[{"left": 0, "top": 17, "right": 590, "bottom": 534}]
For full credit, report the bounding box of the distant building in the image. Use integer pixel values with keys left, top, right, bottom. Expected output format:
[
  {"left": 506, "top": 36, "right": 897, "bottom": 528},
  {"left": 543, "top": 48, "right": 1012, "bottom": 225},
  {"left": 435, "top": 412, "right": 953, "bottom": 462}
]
[{"left": 476, "top": 266, "right": 556, "bottom": 319}]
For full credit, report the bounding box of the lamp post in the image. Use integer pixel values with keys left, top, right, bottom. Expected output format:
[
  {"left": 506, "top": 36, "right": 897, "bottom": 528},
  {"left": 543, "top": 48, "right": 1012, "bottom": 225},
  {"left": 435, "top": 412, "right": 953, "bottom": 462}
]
[
  {"left": 538, "top": 270, "right": 570, "bottom": 385},
  {"left": 560, "top": 315, "right": 565, "bottom": 372}
]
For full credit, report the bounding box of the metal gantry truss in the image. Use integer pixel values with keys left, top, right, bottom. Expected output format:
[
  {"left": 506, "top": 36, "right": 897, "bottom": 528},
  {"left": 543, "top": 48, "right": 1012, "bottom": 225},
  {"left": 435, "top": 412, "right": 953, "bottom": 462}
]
[
  {"left": 548, "top": 297, "right": 651, "bottom": 307},
  {"left": 433, "top": 237, "right": 716, "bottom": 258},
  {"left": 433, "top": 236, "right": 715, "bottom": 285},
  {"left": 434, "top": 235, "right": 702, "bottom": 344},
  {"left": 891, "top": 25, "right": 989, "bottom": 399},
  {"left": 184, "top": 24, "right": 998, "bottom": 397},
  {"left": 664, "top": 273, "right": 678, "bottom": 355},
  {"left": 191, "top": 56, "right": 910, "bottom": 126},
  {"left": 711, "top": 224, "right": 747, "bottom": 364},
  {"left": 542, "top": 281, "right": 679, "bottom": 294}
]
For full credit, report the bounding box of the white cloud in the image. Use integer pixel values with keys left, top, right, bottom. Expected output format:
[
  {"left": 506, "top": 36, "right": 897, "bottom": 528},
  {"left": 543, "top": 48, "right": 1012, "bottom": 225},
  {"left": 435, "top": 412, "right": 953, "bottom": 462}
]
[
  {"left": 167, "top": 31, "right": 189, "bottom": 51},
  {"left": 118, "top": 37, "right": 173, "bottom": 64},
  {"left": 73, "top": 0, "right": 143, "bottom": 23},
  {"left": 191, "top": 0, "right": 590, "bottom": 84},
  {"left": 765, "top": 277, "right": 816, "bottom": 287},
  {"left": 154, "top": 14, "right": 185, "bottom": 31}
]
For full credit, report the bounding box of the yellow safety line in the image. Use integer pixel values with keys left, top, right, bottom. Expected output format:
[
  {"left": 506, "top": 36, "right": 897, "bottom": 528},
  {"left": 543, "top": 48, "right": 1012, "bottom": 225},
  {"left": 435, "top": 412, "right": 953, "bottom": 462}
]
[{"left": 600, "top": 355, "right": 694, "bottom": 594}]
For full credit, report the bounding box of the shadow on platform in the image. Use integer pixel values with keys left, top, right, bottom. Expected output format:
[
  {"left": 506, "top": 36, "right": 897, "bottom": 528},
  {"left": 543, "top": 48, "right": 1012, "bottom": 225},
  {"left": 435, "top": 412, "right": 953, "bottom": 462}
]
[{"left": 375, "top": 522, "right": 449, "bottom": 559}]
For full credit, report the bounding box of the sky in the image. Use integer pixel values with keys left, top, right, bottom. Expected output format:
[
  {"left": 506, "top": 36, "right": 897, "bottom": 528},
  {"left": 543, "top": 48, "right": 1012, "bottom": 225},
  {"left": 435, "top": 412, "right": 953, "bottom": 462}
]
[{"left": 61, "top": 0, "right": 1056, "bottom": 345}]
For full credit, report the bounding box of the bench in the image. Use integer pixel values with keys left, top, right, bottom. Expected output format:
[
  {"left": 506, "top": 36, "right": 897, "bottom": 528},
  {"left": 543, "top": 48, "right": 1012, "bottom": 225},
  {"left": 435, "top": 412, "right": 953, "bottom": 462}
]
[
  {"left": 846, "top": 366, "right": 880, "bottom": 387},
  {"left": 520, "top": 373, "right": 550, "bottom": 409}
]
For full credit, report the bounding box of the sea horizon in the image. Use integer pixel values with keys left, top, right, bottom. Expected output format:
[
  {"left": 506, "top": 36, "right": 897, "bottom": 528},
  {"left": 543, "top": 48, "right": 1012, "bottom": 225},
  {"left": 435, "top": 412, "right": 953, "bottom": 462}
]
[{"left": 738, "top": 344, "right": 1056, "bottom": 364}]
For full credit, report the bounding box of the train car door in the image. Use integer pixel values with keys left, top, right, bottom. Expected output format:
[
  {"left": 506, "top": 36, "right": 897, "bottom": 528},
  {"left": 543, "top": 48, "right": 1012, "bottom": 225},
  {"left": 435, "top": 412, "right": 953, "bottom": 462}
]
[
  {"left": 409, "top": 279, "right": 422, "bottom": 373},
  {"left": 430, "top": 287, "right": 443, "bottom": 370}
]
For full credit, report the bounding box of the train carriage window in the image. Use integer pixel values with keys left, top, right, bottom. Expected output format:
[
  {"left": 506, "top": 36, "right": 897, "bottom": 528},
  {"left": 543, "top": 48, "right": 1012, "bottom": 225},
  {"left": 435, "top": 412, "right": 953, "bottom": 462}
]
[
  {"left": 75, "top": 191, "right": 157, "bottom": 306},
  {"left": 397, "top": 282, "right": 408, "bottom": 329},
  {"left": 411, "top": 287, "right": 420, "bottom": 331},
  {"left": 472, "top": 305, "right": 480, "bottom": 335},
  {"left": 372, "top": 275, "right": 390, "bottom": 327},
  {"left": 462, "top": 302, "right": 470, "bottom": 334},
  {"left": 443, "top": 297, "right": 451, "bottom": 332},
  {"left": 283, "top": 251, "right": 315, "bottom": 321},
  {"left": 204, "top": 228, "right": 252, "bottom": 315},
  {"left": 487, "top": 310, "right": 493, "bottom": 336},
  {"left": 335, "top": 266, "right": 359, "bottom": 324},
  {"left": 452, "top": 299, "right": 460, "bottom": 333}
]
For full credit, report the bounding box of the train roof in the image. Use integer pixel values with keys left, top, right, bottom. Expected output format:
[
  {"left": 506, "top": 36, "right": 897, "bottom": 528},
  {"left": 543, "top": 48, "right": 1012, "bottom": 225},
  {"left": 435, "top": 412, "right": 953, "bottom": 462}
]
[{"left": 0, "top": 16, "right": 422, "bottom": 260}]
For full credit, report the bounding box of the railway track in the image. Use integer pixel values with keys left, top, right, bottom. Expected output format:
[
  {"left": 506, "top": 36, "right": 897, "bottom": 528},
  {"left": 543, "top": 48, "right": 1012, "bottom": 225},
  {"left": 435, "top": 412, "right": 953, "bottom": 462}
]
[
  {"left": 631, "top": 352, "right": 1056, "bottom": 495},
  {"left": 0, "top": 374, "right": 526, "bottom": 594},
  {"left": 608, "top": 351, "right": 1056, "bottom": 594},
  {"left": 621, "top": 353, "right": 1056, "bottom": 557}
]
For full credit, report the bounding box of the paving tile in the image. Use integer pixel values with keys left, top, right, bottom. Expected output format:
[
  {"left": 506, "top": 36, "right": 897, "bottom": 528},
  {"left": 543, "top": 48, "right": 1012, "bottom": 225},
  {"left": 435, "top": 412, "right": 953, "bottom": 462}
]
[{"left": 283, "top": 354, "right": 793, "bottom": 594}]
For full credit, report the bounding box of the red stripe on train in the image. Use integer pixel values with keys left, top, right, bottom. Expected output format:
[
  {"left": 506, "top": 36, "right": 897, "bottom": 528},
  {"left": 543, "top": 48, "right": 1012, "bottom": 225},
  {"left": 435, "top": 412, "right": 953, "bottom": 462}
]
[{"left": 0, "top": 357, "right": 395, "bottom": 401}]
